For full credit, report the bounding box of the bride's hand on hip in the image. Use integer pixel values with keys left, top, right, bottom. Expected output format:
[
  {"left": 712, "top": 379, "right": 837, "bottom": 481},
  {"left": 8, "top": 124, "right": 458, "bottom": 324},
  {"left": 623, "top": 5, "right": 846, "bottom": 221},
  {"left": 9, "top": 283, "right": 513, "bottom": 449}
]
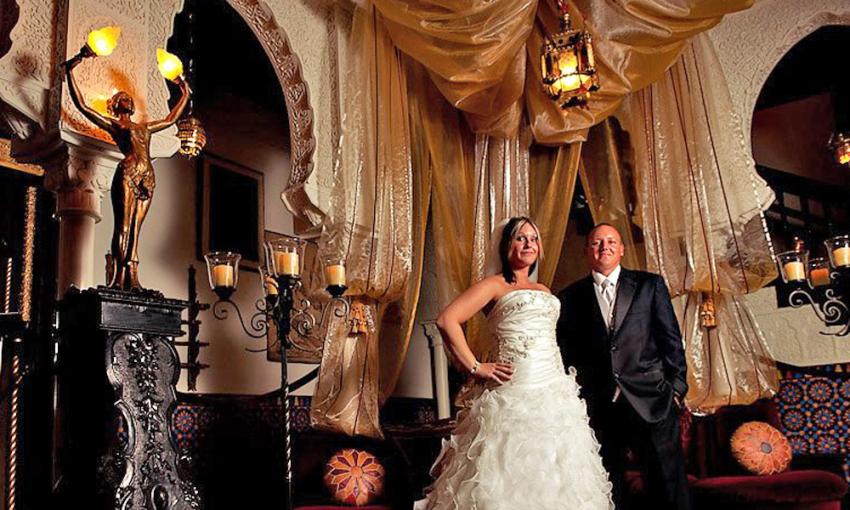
[{"left": 475, "top": 362, "right": 514, "bottom": 384}]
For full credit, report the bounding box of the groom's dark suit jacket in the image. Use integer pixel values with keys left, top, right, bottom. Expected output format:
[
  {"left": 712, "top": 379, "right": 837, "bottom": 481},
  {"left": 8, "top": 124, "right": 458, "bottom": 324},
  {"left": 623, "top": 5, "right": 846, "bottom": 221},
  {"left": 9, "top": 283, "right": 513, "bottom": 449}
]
[{"left": 557, "top": 268, "right": 687, "bottom": 424}]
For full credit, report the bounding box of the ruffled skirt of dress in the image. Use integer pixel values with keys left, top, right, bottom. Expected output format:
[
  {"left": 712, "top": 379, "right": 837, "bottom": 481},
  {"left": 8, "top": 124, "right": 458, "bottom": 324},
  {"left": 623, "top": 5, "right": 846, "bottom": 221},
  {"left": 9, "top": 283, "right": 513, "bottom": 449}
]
[{"left": 414, "top": 369, "right": 614, "bottom": 510}]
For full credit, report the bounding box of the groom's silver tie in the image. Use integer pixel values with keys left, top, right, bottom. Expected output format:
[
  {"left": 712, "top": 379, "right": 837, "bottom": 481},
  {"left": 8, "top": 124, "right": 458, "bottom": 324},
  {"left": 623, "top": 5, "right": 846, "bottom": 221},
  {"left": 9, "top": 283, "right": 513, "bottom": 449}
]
[
  {"left": 601, "top": 278, "right": 615, "bottom": 326},
  {"left": 602, "top": 278, "right": 621, "bottom": 402}
]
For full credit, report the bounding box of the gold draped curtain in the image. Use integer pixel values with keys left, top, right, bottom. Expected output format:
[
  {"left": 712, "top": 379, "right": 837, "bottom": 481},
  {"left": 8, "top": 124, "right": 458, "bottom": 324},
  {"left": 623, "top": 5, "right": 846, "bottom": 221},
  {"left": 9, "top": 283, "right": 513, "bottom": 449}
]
[
  {"left": 310, "top": 5, "right": 425, "bottom": 437},
  {"left": 306, "top": 0, "right": 762, "bottom": 437},
  {"left": 374, "top": 0, "right": 753, "bottom": 142},
  {"left": 622, "top": 34, "right": 779, "bottom": 413}
]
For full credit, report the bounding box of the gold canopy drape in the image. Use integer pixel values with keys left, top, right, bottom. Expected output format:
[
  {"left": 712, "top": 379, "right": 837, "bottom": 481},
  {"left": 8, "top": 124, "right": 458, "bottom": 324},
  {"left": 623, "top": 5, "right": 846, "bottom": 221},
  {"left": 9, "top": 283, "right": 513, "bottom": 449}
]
[
  {"left": 373, "top": 0, "right": 753, "bottom": 142},
  {"left": 304, "top": 0, "right": 765, "bottom": 436},
  {"left": 623, "top": 34, "right": 779, "bottom": 413}
]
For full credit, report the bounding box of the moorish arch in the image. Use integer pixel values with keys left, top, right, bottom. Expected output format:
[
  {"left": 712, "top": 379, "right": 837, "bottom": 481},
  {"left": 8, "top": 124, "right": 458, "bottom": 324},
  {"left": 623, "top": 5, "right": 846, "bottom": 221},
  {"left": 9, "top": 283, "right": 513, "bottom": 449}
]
[
  {"left": 710, "top": 3, "right": 850, "bottom": 144},
  {"left": 225, "top": 0, "right": 318, "bottom": 222}
]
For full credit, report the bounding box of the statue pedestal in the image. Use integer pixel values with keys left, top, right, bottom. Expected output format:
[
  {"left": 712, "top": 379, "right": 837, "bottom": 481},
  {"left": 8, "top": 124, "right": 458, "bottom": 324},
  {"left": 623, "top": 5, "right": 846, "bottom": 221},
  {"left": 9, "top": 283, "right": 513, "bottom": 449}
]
[{"left": 56, "top": 287, "right": 199, "bottom": 509}]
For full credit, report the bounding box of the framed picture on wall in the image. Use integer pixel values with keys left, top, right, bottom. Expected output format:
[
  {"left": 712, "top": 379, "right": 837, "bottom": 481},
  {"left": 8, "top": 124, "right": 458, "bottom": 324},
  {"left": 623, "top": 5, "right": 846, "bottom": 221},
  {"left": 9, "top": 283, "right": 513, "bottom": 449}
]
[
  {"left": 198, "top": 154, "right": 265, "bottom": 271},
  {"left": 265, "top": 230, "right": 324, "bottom": 364}
]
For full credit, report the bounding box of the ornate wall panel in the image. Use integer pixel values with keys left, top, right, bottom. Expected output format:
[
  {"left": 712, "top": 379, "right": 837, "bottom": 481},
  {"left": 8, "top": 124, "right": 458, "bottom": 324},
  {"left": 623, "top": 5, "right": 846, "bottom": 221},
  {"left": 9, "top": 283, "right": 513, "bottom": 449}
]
[{"left": 708, "top": 1, "right": 850, "bottom": 150}]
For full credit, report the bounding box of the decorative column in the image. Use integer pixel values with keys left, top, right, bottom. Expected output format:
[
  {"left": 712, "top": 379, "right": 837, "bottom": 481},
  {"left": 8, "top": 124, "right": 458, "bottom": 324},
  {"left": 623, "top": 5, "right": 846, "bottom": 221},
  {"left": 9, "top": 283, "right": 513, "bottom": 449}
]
[
  {"left": 44, "top": 142, "right": 118, "bottom": 295},
  {"left": 56, "top": 287, "right": 199, "bottom": 509},
  {"left": 422, "top": 321, "right": 451, "bottom": 420}
]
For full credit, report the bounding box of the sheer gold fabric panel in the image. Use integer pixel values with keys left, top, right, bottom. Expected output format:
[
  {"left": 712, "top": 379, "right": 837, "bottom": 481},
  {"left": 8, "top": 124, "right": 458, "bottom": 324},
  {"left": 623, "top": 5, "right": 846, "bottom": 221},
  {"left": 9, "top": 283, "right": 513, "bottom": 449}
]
[
  {"left": 529, "top": 142, "right": 582, "bottom": 285},
  {"left": 310, "top": 4, "right": 417, "bottom": 438},
  {"left": 414, "top": 61, "right": 478, "bottom": 320},
  {"left": 628, "top": 35, "right": 776, "bottom": 297},
  {"left": 579, "top": 119, "right": 646, "bottom": 270},
  {"left": 625, "top": 34, "right": 779, "bottom": 412},
  {"left": 679, "top": 293, "right": 779, "bottom": 414}
]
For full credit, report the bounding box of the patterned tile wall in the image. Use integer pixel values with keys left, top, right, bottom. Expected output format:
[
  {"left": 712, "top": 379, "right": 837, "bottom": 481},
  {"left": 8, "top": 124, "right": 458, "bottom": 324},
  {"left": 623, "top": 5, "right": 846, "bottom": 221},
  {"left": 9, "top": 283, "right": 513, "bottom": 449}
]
[{"left": 775, "top": 363, "right": 850, "bottom": 482}]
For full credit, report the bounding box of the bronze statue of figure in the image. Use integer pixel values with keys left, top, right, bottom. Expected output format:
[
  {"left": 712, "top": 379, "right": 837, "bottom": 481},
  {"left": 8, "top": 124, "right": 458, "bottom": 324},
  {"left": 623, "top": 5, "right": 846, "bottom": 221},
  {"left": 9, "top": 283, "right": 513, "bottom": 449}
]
[{"left": 65, "top": 51, "right": 190, "bottom": 290}]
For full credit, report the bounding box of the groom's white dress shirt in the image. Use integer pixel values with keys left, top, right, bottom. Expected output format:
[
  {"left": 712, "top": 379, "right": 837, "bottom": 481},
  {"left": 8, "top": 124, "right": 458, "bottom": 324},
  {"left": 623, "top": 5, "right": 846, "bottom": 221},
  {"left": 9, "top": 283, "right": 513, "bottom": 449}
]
[{"left": 591, "top": 264, "right": 622, "bottom": 402}]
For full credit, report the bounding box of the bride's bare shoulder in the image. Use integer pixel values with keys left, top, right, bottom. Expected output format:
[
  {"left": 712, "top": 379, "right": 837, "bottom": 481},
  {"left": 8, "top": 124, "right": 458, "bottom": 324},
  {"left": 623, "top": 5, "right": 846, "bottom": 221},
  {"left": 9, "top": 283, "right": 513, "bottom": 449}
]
[{"left": 477, "top": 274, "right": 509, "bottom": 289}]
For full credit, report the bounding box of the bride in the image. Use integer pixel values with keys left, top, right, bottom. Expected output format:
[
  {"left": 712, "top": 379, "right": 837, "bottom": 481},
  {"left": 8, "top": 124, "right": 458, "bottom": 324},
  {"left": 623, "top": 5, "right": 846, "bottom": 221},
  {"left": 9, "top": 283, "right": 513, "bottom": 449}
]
[{"left": 415, "top": 217, "right": 614, "bottom": 510}]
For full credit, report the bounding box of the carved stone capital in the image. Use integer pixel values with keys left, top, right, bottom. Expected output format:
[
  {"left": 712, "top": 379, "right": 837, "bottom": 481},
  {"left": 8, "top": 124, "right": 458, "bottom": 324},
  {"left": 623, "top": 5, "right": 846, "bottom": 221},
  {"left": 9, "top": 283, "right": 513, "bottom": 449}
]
[{"left": 45, "top": 136, "right": 123, "bottom": 221}]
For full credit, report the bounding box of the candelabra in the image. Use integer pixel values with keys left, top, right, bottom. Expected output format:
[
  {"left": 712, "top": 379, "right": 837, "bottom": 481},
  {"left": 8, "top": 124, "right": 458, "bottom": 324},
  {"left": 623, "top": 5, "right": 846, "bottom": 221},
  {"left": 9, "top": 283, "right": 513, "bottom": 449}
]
[
  {"left": 776, "top": 234, "right": 850, "bottom": 336},
  {"left": 203, "top": 236, "right": 348, "bottom": 509}
]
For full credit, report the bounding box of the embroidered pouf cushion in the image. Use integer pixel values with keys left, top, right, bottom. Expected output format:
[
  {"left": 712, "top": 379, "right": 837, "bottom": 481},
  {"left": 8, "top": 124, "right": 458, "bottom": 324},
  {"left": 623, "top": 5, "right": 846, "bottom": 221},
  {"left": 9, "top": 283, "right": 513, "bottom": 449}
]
[
  {"left": 323, "top": 448, "right": 385, "bottom": 506},
  {"left": 730, "top": 421, "right": 792, "bottom": 475}
]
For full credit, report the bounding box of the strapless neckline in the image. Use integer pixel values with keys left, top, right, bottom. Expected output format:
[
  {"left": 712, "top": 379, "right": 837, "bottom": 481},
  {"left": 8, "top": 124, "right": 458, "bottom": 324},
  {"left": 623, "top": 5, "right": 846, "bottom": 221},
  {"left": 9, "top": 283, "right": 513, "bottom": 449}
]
[
  {"left": 495, "top": 288, "right": 552, "bottom": 304},
  {"left": 491, "top": 289, "right": 555, "bottom": 314}
]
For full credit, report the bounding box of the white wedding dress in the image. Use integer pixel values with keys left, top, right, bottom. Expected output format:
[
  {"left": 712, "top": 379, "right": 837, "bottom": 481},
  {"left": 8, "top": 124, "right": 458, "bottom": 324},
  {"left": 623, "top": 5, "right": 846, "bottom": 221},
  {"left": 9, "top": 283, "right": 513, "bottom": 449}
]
[{"left": 415, "top": 289, "right": 614, "bottom": 510}]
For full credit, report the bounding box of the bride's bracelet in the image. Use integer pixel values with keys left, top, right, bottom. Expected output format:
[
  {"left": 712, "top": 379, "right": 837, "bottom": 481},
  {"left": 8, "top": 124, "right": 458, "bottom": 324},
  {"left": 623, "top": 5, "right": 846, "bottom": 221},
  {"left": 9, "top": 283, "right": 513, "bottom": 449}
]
[{"left": 470, "top": 360, "right": 481, "bottom": 374}]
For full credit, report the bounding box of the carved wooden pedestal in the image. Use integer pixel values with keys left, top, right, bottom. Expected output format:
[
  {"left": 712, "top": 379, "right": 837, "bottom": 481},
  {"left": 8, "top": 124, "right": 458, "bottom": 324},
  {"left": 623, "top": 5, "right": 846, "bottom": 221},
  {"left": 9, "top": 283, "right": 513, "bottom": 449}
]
[{"left": 56, "top": 287, "right": 199, "bottom": 509}]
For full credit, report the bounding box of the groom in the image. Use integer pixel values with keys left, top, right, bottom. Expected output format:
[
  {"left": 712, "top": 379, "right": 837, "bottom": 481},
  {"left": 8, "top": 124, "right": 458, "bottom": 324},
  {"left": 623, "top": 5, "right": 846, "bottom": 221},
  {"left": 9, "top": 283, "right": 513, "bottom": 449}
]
[{"left": 557, "top": 224, "right": 691, "bottom": 510}]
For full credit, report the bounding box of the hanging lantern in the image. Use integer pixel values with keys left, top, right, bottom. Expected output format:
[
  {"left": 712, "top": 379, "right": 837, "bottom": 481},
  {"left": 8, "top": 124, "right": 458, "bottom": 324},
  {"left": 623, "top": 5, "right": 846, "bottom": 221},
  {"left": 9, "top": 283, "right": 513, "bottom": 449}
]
[
  {"left": 829, "top": 132, "right": 850, "bottom": 167},
  {"left": 540, "top": 2, "right": 599, "bottom": 109},
  {"left": 177, "top": 116, "right": 207, "bottom": 158}
]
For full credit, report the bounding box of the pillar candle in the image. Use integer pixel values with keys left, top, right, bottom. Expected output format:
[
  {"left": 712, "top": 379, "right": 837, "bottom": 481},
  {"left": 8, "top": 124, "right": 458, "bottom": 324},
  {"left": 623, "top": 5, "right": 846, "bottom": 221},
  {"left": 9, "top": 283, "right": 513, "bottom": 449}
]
[
  {"left": 325, "top": 264, "right": 346, "bottom": 286},
  {"left": 275, "top": 251, "right": 299, "bottom": 276},
  {"left": 833, "top": 246, "right": 850, "bottom": 267},
  {"left": 810, "top": 267, "right": 831, "bottom": 287},
  {"left": 212, "top": 264, "right": 234, "bottom": 288},
  {"left": 783, "top": 261, "right": 806, "bottom": 281}
]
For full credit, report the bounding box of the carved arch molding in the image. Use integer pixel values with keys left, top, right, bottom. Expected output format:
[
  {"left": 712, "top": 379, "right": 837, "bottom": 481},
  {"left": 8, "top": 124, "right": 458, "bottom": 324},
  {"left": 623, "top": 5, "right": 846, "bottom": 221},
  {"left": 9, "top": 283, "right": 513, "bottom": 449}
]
[
  {"left": 711, "top": 5, "right": 850, "bottom": 141},
  {"left": 226, "top": 0, "right": 317, "bottom": 222}
]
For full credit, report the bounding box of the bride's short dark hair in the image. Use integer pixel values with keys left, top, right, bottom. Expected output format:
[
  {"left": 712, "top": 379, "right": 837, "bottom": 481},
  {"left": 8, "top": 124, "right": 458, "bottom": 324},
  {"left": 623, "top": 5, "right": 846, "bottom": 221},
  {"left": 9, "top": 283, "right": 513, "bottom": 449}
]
[{"left": 499, "top": 216, "right": 543, "bottom": 284}]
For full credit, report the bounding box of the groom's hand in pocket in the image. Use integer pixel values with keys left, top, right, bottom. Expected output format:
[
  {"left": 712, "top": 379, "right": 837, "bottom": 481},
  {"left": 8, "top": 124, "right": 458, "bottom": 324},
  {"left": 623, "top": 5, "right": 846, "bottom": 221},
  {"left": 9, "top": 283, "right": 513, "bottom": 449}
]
[
  {"left": 673, "top": 392, "right": 684, "bottom": 410},
  {"left": 476, "top": 362, "right": 514, "bottom": 384}
]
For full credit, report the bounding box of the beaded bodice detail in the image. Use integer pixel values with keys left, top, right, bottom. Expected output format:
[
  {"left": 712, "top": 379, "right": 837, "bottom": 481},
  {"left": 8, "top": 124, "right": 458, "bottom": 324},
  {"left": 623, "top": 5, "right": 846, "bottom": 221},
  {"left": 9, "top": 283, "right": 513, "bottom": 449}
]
[{"left": 487, "top": 290, "right": 565, "bottom": 386}]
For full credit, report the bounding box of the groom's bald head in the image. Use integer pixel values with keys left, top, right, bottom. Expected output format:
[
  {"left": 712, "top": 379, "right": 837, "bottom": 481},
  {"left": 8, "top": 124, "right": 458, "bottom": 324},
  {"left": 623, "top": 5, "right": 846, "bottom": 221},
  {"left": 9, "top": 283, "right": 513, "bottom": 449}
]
[{"left": 585, "top": 223, "right": 624, "bottom": 275}]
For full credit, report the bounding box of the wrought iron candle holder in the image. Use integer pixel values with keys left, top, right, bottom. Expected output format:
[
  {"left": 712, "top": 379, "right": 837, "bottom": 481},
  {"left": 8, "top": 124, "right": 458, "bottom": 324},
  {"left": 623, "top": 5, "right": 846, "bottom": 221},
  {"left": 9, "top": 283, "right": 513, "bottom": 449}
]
[
  {"left": 203, "top": 236, "right": 348, "bottom": 510},
  {"left": 776, "top": 235, "right": 850, "bottom": 336}
]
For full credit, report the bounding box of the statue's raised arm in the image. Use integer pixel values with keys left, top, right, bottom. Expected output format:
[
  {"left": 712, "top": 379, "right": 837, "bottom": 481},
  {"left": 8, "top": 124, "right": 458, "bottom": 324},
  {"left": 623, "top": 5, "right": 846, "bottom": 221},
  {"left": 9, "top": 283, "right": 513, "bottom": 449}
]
[
  {"left": 64, "top": 53, "right": 113, "bottom": 133},
  {"left": 148, "top": 77, "right": 191, "bottom": 133}
]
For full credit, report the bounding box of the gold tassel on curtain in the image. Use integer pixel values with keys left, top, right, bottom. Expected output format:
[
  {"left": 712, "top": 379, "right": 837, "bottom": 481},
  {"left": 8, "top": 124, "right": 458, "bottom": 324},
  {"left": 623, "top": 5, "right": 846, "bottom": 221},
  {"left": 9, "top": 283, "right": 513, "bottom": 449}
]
[
  {"left": 625, "top": 34, "right": 779, "bottom": 414},
  {"left": 310, "top": 2, "right": 427, "bottom": 438}
]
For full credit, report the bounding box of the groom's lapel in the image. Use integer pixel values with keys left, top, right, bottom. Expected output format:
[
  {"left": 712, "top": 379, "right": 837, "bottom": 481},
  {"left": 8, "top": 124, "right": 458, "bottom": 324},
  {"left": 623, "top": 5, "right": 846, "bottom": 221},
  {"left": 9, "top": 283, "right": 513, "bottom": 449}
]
[{"left": 611, "top": 269, "right": 637, "bottom": 338}]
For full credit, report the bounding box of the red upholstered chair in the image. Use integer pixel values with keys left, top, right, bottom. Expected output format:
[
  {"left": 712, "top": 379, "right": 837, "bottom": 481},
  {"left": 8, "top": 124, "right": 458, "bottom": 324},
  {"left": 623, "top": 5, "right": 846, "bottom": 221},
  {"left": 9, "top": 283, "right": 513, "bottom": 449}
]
[
  {"left": 689, "top": 400, "right": 846, "bottom": 509},
  {"left": 626, "top": 400, "right": 848, "bottom": 510}
]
